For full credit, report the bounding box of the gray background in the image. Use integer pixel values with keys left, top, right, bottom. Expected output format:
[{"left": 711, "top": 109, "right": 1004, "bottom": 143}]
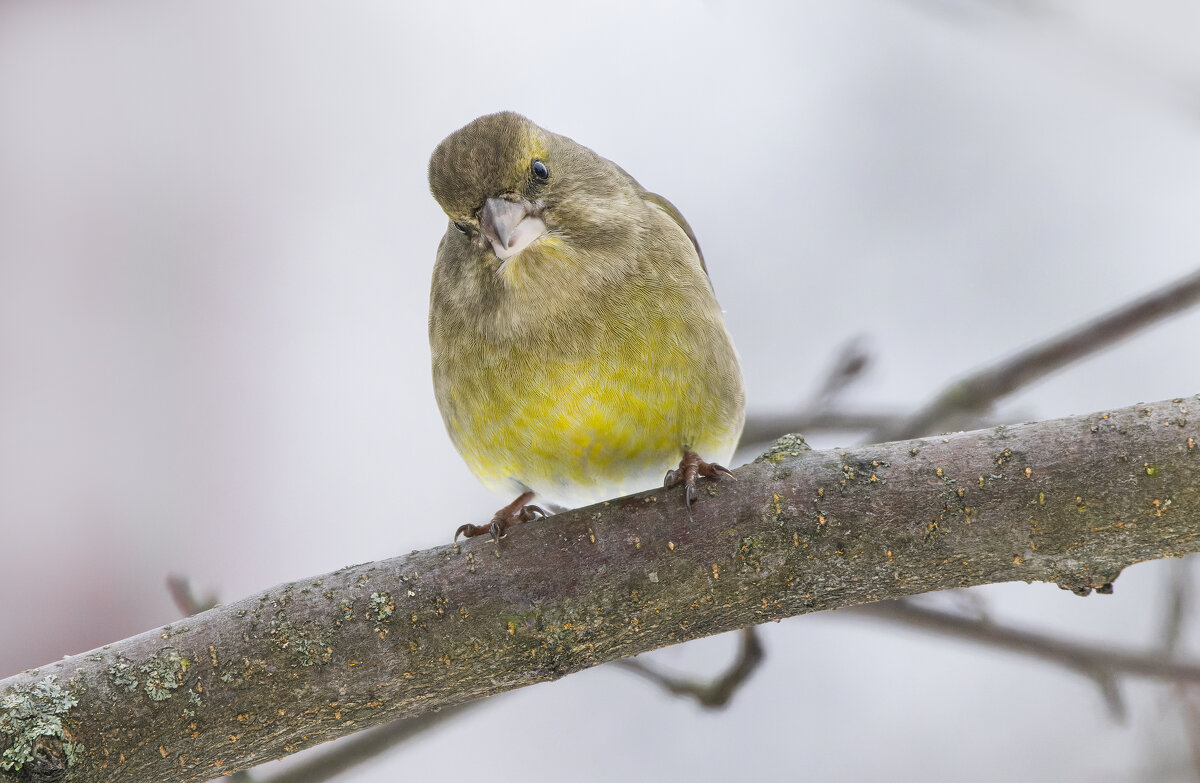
[{"left": 2, "top": 1, "right": 1199, "bottom": 780}]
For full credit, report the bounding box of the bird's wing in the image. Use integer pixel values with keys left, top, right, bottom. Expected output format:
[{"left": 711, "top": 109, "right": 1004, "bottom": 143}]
[{"left": 642, "top": 191, "right": 710, "bottom": 282}]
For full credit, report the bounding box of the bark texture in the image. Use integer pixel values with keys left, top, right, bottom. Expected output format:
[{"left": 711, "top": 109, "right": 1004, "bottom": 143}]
[{"left": 2, "top": 396, "right": 1198, "bottom": 782}]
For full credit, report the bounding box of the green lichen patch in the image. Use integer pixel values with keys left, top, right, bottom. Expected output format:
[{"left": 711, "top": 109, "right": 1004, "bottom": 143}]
[
  {"left": 269, "top": 614, "right": 332, "bottom": 667},
  {"left": 755, "top": 434, "right": 810, "bottom": 465},
  {"left": 107, "top": 656, "right": 140, "bottom": 693},
  {"left": 370, "top": 592, "right": 395, "bottom": 623},
  {"left": 142, "top": 649, "right": 187, "bottom": 701},
  {"left": 183, "top": 688, "right": 203, "bottom": 718},
  {"left": 0, "top": 675, "right": 79, "bottom": 772}
]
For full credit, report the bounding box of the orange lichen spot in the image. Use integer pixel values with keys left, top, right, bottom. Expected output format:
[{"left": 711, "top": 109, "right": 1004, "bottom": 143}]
[
  {"left": 935, "top": 467, "right": 944, "bottom": 478},
  {"left": 1023, "top": 467, "right": 1032, "bottom": 478},
  {"left": 870, "top": 474, "right": 878, "bottom": 482},
  {"left": 588, "top": 529, "right": 596, "bottom": 544},
  {"left": 1012, "top": 555, "right": 1023, "bottom": 565},
  {"left": 818, "top": 515, "right": 826, "bottom": 525},
  {"left": 712, "top": 563, "right": 721, "bottom": 579},
  {"left": 668, "top": 540, "right": 676, "bottom": 551},
  {"left": 817, "top": 487, "right": 825, "bottom": 498},
  {"left": 793, "top": 533, "right": 799, "bottom": 547},
  {"left": 160, "top": 746, "right": 169, "bottom": 758}
]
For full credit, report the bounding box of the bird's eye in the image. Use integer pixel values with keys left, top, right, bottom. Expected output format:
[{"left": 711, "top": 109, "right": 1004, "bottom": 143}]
[
  {"left": 531, "top": 159, "right": 550, "bottom": 182},
  {"left": 452, "top": 221, "right": 469, "bottom": 235}
]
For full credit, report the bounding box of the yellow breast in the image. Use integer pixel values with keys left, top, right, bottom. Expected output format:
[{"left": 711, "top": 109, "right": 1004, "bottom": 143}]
[{"left": 434, "top": 275, "right": 743, "bottom": 506}]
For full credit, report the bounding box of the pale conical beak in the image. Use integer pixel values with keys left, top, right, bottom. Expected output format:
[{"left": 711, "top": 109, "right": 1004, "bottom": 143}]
[{"left": 479, "top": 197, "right": 547, "bottom": 261}]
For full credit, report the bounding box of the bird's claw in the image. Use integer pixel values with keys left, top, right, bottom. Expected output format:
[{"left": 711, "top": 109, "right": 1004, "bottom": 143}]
[
  {"left": 664, "top": 451, "right": 734, "bottom": 514},
  {"left": 453, "top": 491, "right": 548, "bottom": 543},
  {"left": 454, "top": 523, "right": 485, "bottom": 542}
]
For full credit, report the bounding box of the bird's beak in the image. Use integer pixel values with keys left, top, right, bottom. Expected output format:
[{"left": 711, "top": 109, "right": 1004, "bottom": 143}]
[{"left": 479, "top": 197, "right": 547, "bottom": 261}]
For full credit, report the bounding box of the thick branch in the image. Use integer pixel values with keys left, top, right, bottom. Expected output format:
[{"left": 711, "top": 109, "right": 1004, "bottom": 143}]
[{"left": 1, "top": 396, "right": 1198, "bottom": 782}]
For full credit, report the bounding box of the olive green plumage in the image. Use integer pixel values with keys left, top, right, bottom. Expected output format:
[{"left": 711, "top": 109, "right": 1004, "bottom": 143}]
[{"left": 428, "top": 112, "right": 744, "bottom": 508}]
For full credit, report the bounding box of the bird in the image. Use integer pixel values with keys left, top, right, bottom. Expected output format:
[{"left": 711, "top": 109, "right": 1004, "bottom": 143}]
[{"left": 427, "top": 112, "right": 745, "bottom": 541}]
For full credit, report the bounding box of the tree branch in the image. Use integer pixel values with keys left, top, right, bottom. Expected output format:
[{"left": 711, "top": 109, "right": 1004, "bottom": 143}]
[
  {"left": 1, "top": 396, "right": 1198, "bottom": 782},
  {"left": 873, "top": 269, "right": 1200, "bottom": 442}
]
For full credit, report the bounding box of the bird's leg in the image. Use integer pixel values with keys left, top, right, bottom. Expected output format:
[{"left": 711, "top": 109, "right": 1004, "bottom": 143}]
[
  {"left": 664, "top": 450, "right": 735, "bottom": 510},
  {"left": 454, "top": 491, "right": 548, "bottom": 542}
]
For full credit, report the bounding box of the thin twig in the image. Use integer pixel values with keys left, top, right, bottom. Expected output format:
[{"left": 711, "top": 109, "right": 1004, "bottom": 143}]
[
  {"left": 738, "top": 338, "right": 890, "bottom": 446},
  {"left": 616, "top": 628, "right": 765, "bottom": 709},
  {"left": 1161, "top": 560, "right": 1192, "bottom": 658},
  {"left": 167, "top": 575, "right": 219, "bottom": 617},
  {"left": 856, "top": 598, "right": 1200, "bottom": 686},
  {"left": 872, "top": 268, "right": 1200, "bottom": 442},
  {"left": 811, "top": 336, "right": 872, "bottom": 406},
  {"left": 738, "top": 409, "right": 903, "bottom": 446}
]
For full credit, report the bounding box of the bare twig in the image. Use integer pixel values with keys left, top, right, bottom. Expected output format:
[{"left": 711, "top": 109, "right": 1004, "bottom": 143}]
[
  {"left": 873, "top": 268, "right": 1200, "bottom": 442},
  {"left": 811, "top": 336, "right": 872, "bottom": 406},
  {"left": 738, "top": 337, "right": 892, "bottom": 446},
  {"left": 1161, "top": 560, "right": 1192, "bottom": 657},
  {"left": 167, "top": 576, "right": 219, "bottom": 617},
  {"left": 616, "top": 628, "right": 764, "bottom": 709},
  {"left": 855, "top": 598, "right": 1200, "bottom": 688},
  {"left": 739, "top": 409, "right": 903, "bottom": 446}
]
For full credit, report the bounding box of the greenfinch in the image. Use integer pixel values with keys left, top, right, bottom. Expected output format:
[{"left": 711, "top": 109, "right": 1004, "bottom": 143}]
[{"left": 428, "top": 112, "right": 745, "bottom": 540}]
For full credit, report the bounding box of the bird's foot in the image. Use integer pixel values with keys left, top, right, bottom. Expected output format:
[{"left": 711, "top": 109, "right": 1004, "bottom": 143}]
[
  {"left": 454, "top": 491, "right": 548, "bottom": 543},
  {"left": 664, "top": 451, "right": 735, "bottom": 510}
]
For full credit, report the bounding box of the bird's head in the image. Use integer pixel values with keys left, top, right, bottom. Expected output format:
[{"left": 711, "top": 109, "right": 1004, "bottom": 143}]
[{"left": 428, "top": 112, "right": 639, "bottom": 265}]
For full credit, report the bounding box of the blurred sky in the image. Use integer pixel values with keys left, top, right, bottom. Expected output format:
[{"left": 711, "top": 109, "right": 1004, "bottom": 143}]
[{"left": 2, "top": 1, "right": 1200, "bottom": 781}]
